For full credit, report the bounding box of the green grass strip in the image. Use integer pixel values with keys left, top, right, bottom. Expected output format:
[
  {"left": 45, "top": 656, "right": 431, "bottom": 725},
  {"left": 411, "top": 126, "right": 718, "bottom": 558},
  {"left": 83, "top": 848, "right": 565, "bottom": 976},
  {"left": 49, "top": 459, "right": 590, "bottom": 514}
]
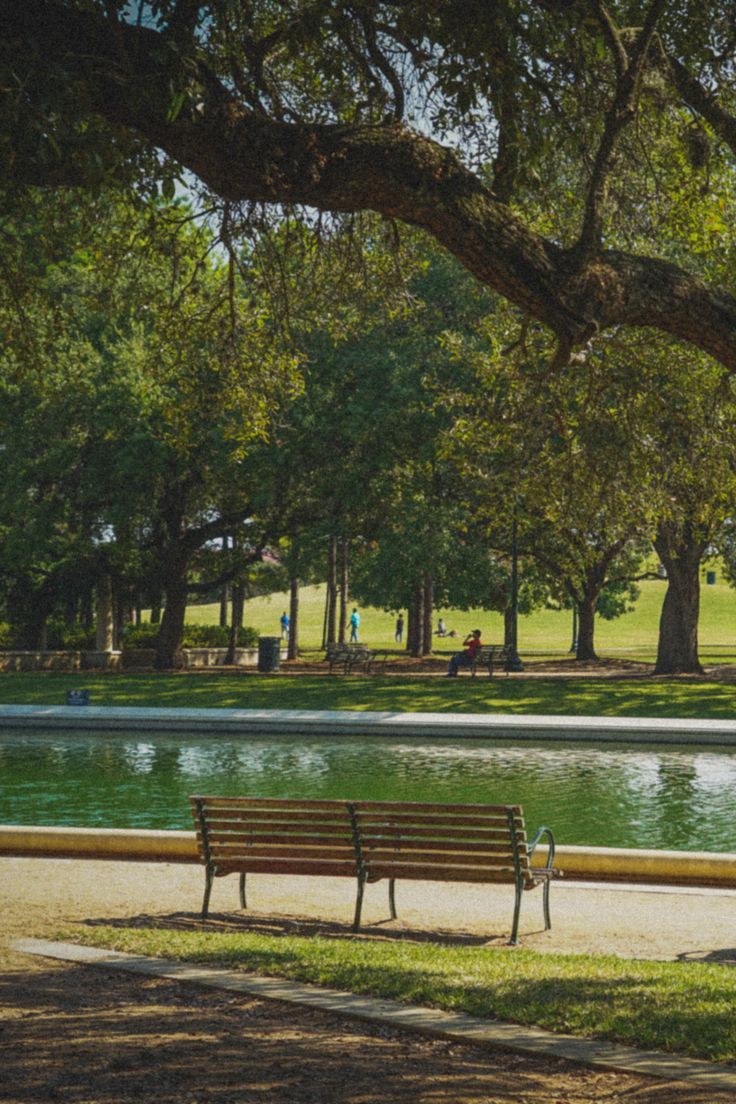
[
  {"left": 62, "top": 925, "right": 736, "bottom": 1063},
  {"left": 4, "top": 670, "right": 736, "bottom": 719}
]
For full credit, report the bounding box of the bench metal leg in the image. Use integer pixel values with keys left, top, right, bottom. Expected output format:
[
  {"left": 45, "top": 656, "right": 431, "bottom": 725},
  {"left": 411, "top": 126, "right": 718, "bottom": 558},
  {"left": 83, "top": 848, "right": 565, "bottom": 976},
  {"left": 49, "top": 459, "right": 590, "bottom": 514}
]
[
  {"left": 353, "top": 875, "right": 367, "bottom": 931},
  {"left": 509, "top": 883, "right": 523, "bottom": 945},
  {"left": 202, "top": 867, "right": 214, "bottom": 921},
  {"left": 239, "top": 872, "right": 247, "bottom": 910},
  {"left": 542, "top": 878, "right": 551, "bottom": 930},
  {"left": 388, "top": 878, "right": 397, "bottom": 920}
]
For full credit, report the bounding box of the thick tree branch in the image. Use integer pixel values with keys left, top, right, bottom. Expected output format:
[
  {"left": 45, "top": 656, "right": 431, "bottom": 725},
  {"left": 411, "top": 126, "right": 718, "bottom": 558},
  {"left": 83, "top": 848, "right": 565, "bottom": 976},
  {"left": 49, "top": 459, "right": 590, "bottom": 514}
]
[
  {"left": 5, "top": 1, "right": 736, "bottom": 369},
  {"left": 571, "top": 0, "right": 668, "bottom": 267}
]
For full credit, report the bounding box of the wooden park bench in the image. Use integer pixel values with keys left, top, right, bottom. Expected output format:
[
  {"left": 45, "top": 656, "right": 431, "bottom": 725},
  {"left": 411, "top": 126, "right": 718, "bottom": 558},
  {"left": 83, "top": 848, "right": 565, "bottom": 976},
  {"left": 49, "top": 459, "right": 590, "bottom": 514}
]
[
  {"left": 324, "top": 643, "right": 388, "bottom": 674},
  {"left": 470, "top": 644, "right": 511, "bottom": 677},
  {"left": 190, "top": 795, "right": 558, "bottom": 944}
]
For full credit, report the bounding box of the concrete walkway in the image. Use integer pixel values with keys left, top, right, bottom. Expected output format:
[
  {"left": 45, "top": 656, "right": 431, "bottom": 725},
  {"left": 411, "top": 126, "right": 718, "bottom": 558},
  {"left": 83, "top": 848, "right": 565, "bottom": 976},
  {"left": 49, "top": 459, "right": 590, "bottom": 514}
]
[{"left": 3, "top": 702, "right": 736, "bottom": 743}]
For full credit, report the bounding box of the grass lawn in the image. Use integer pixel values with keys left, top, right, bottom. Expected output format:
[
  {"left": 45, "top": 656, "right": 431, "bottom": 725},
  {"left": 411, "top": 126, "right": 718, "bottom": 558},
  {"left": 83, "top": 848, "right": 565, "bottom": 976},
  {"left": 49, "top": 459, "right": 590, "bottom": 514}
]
[
  {"left": 2, "top": 670, "right": 736, "bottom": 717},
  {"left": 65, "top": 924, "right": 736, "bottom": 1064},
  {"left": 186, "top": 576, "right": 736, "bottom": 660}
]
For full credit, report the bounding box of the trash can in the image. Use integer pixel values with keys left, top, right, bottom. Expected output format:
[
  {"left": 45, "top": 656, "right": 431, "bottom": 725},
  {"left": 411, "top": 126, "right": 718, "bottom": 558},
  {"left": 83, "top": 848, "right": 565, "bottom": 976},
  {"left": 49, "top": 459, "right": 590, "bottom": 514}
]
[
  {"left": 706, "top": 570, "right": 716, "bottom": 585},
  {"left": 258, "top": 636, "right": 281, "bottom": 673}
]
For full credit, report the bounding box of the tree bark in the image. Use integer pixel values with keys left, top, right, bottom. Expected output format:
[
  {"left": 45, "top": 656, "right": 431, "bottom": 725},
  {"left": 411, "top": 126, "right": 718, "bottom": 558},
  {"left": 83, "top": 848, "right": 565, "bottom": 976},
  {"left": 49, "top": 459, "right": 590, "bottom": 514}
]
[
  {"left": 575, "top": 595, "right": 598, "bottom": 661},
  {"left": 422, "top": 573, "right": 433, "bottom": 656},
  {"left": 224, "top": 582, "right": 244, "bottom": 665},
  {"left": 338, "top": 539, "right": 349, "bottom": 645},
  {"left": 7, "top": 1, "right": 736, "bottom": 370},
  {"left": 288, "top": 575, "right": 299, "bottom": 660},
  {"left": 653, "top": 522, "right": 706, "bottom": 675},
  {"left": 325, "top": 535, "right": 337, "bottom": 646},
  {"left": 155, "top": 568, "right": 188, "bottom": 669},
  {"left": 411, "top": 583, "right": 424, "bottom": 658},
  {"left": 95, "top": 575, "right": 114, "bottom": 652}
]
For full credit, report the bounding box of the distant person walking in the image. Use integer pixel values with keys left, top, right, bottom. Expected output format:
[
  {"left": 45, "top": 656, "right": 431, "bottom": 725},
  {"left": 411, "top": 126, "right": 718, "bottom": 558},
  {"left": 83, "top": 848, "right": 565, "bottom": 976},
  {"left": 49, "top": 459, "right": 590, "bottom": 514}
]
[
  {"left": 447, "top": 629, "right": 482, "bottom": 677},
  {"left": 280, "top": 611, "right": 290, "bottom": 639},
  {"left": 349, "top": 607, "right": 360, "bottom": 642},
  {"left": 395, "top": 614, "right": 404, "bottom": 643}
]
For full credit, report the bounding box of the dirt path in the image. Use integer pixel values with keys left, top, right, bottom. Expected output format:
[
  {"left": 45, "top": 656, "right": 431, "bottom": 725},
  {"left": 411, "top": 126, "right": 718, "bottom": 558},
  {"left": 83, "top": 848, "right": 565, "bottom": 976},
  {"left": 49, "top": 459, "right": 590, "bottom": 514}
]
[{"left": 2, "top": 857, "right": 735, "bottom": 1103}]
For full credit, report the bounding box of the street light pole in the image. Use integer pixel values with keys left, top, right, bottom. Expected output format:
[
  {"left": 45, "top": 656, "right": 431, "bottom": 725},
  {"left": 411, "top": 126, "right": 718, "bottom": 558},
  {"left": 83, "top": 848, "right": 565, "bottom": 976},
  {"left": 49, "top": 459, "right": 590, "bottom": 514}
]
[
  {"left": 507, "top": 509, "right": 524, "bottom": 672},
  {"left": 569, "top": 606, "right": 578, "bottom": 655}
]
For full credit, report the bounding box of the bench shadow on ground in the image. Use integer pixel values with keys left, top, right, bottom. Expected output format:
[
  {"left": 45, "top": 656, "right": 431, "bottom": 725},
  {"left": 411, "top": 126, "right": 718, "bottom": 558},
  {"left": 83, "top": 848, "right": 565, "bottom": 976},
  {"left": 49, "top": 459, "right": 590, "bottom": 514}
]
[
  {"left": 677, "top": 947, "right": 736, "bottom": 966},
  {"left": 80, "top": 910, "right": 524, "bottom": 946}
]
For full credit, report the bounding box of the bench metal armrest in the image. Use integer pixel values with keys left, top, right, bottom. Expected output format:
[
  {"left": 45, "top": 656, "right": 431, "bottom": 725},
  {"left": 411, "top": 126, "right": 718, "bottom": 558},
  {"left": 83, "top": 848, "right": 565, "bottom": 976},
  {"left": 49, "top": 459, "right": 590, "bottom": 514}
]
[{"left": 528, "top": 825, "right": 556, "bottom": 871}]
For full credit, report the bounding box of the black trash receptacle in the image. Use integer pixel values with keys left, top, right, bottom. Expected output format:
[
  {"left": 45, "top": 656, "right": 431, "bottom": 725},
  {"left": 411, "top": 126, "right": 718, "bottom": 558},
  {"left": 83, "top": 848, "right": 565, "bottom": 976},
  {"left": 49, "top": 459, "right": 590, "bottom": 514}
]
[
  {"left": 258, "top": 636, "right": 281, "bottom": 672},
  {"left": 707, "top": 570, "right": 717, "bottom": 585}
]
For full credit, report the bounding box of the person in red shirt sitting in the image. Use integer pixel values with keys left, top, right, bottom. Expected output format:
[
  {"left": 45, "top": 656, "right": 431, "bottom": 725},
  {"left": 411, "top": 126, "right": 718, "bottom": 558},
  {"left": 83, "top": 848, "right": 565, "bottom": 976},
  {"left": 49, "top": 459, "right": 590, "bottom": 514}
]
[{"left": 446, "top": 629, "right": 482, "bottom": 677}]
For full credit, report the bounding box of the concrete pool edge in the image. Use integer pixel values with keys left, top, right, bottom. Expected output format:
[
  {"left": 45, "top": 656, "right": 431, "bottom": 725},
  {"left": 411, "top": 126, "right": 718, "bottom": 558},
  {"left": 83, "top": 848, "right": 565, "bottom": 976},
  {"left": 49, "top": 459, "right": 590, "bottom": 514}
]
[
  {"left": 3, "top": 703, "right": 736, "bottom": 744},
  {"left": 3, "top": 824, "right": 736, "bottom": 888}
]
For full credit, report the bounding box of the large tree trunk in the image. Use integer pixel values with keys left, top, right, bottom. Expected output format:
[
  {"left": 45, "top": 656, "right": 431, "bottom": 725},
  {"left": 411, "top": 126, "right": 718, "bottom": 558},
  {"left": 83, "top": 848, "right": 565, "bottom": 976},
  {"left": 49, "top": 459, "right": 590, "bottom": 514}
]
[
  {"left": 95, "top": 574, "right": 114, "bottom": 652},
  {"left": 325, "top": 535, "right": 337, "bottom": 646},
  {"left": 338, "top": 539, "right": 349, "bottom": 644},
  {"left": 155, "top": 567, "right": 188, "bottom": 669},
  {"left": 149, "top": 592, "right": 162, "bottom": 624},
  {"left": 288, "top": 575, "right": 299, "bottom": 660},
  {"left": 575, "top": 595, "right": 598, "bottom": 661},
  {"left": 410, "top": 583, "right": 424, "bottom": 658},
  {"left": 225, "top": 583, "right": 244, "bottom": 665},
  {"left": 653, "top": 522, "right": 706, "bottom": 675},
  {"left": 422, "top": 573, "right": 433, "bottom": 656}
]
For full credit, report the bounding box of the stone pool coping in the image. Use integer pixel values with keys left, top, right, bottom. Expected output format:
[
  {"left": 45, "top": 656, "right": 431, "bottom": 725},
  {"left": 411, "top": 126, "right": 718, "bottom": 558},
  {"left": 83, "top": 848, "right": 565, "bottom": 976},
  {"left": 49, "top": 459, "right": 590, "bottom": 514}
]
[
  {"left": 15, "top": 938, "right": 736, "bottom": 1093},
  {"left": 2, "top": 703, "right": 736, "bottom": 744}
]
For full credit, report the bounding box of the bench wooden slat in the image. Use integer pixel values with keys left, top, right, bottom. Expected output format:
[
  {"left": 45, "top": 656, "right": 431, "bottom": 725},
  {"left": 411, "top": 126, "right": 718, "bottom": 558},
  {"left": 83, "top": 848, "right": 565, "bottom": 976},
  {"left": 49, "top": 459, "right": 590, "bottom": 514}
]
[
  {"left": 214, "top": 858, "right": 358, "bottom": 877},
  {"left": 191, "top": 796, "right": 348, "bottom": 809},
  {"left": 358, "top": 836, "right": 526, "bottom": 856},
  {"left": 207, "top": 845, "right": 356, "bottom": 862},
  {"left": 194, "top": 808, "right": 355, "bottom": 825},
  {"left": 353, "top": 803, "right": 520, "bottom": 821},
  {"left": 198, "top": 830, "right": 356, "bottom": 848},
  {"left": 360, "top": 848, "right": 520, "bottom": 867},
  {"left": 364, "top": 861, "right": 521, "bottom": 882},
  {"left": 355, "top": 812, "right": 526, "bottom": 831}
]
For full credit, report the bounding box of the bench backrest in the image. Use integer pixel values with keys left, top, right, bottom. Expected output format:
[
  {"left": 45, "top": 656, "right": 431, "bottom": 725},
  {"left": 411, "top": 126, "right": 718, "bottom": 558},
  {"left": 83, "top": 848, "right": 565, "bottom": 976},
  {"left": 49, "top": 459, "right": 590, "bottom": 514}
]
[
  {"left": 191, "top": 796, "right": 534, "bottom": 886},
  {"left": 190, "top": 796, "right": 358, "bottom": 878},
  {"left": 353, "top": 800, "right": 531, "bottom": 884}
]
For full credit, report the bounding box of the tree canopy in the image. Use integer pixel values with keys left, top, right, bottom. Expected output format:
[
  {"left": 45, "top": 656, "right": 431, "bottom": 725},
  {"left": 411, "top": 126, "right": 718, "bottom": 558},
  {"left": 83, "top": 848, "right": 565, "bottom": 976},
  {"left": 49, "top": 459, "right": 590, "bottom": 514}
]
[{"left": 4, "top": 2, "right": 736, "bottom": 368}]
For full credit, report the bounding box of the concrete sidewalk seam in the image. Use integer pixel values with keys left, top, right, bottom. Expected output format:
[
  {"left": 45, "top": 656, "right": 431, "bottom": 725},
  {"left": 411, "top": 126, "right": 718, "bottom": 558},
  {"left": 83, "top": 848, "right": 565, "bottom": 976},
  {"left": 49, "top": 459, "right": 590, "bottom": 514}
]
[{"left": 14, "top": 937, "right": 736, "bottom": 1094}]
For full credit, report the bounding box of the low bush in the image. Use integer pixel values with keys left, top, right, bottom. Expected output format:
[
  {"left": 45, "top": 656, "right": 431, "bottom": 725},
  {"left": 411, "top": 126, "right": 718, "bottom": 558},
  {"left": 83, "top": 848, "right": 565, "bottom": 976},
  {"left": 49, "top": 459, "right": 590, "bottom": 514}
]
[
  {"left": 45, "top": 620, "right": 96, "bottom": 650},
  {"left": 121, "top": 623, "right": 260, "bottom": 649}
]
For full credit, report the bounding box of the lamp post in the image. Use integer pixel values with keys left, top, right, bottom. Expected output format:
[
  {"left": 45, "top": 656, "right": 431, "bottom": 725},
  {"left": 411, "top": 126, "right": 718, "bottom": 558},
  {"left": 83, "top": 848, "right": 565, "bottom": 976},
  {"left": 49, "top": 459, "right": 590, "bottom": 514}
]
[
  {"left": 569, "top": 606, "right": 578, "bottom": 655},
  {"left": 506, "top": 509, "right": 525, "bottom": 672}
]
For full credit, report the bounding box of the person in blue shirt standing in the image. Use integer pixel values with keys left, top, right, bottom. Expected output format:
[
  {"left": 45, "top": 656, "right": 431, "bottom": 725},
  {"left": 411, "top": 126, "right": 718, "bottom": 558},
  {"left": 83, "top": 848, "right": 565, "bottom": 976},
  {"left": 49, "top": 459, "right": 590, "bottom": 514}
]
[
  {"left": 349, "top": 607, "right": 360, "bottom": 642},
  {"left": 280, "top": 610, "right": 290, "bottom": 639}
]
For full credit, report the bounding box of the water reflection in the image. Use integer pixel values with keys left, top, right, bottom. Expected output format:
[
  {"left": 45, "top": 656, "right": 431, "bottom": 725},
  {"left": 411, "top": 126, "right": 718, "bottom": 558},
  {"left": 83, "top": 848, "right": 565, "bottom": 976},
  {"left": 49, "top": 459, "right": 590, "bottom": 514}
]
[{"left": 1, "top": 729, "right": 735, "bottom": 851}]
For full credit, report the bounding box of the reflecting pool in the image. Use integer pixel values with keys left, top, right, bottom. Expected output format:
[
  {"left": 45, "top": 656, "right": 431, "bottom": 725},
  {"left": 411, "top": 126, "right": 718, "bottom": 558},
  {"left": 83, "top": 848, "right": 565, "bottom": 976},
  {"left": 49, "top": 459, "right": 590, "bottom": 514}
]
[{"left": 1, "top": 729, "right": 735, "bottom": 851}]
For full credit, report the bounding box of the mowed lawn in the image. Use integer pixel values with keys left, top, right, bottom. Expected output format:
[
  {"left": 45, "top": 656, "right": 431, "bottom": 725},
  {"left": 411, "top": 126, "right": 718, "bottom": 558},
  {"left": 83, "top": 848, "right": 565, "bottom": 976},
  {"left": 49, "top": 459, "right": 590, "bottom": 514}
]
[{"left": 187, "top": 576, "right": 736, "bottom": 661}]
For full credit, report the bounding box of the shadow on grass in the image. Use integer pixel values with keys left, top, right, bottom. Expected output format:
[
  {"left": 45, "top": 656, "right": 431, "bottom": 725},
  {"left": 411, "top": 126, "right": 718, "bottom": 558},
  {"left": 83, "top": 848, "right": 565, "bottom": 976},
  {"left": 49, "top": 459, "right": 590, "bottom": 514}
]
[
  {"left": 81, "top": 910, "right": 502, "bottom": 947},
  {"left": 71, "top": 913, "right": 736, "bottom": 1064},
  {"left": 4, "top": 669, "right": 736, "bottom": 719}
]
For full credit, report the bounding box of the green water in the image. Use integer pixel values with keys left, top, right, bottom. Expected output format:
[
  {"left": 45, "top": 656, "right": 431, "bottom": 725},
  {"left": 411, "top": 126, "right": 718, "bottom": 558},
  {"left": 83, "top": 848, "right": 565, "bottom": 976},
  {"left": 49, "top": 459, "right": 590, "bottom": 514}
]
[
  {"left": 2, "top": 729, "right": 735, "bottom": 851},
  {"left": 2, "top": 728, "right": 732, "bottom": 847}
]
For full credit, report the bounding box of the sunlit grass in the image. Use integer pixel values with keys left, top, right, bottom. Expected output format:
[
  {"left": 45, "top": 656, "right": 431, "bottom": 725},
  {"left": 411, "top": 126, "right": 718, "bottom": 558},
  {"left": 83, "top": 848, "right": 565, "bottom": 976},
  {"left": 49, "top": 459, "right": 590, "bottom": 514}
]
[
  {"left": 2, "top": 670, "right": 736, "bottom": 718},
  {"left": 185, "top": 577, "right": 736, "bottom": 658},
  {"left": 64, "top": 924, "right": 736, "bottom": 1063}
]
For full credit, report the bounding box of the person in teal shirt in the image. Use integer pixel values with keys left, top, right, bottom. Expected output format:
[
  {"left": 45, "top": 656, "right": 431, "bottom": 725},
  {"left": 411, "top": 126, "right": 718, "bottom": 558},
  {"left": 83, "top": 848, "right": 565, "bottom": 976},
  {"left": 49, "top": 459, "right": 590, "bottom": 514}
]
[{"left": 349, "top": 608, "right": 360, "bottom": 642}]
